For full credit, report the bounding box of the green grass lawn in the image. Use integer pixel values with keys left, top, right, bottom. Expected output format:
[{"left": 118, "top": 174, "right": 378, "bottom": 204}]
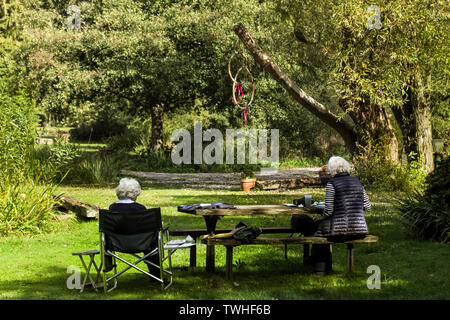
[{"left": 0, "top": 185, "right": 448, "bottom": 300}]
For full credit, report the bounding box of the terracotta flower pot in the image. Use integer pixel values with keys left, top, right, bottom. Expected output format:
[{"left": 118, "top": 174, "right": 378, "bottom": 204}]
[
  {"left": 240, "top": 178, "right": 256, "bottom": 192},
  {"left": 319, "top": 171, "right": 329, "bottom": 177}
]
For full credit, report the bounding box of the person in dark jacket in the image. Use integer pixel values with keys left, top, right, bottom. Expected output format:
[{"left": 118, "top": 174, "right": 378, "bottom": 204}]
[
  {"left": 296, "top": 157, "right": 371, "bottom": 275},
  {"left": 107, "top": 178, "right": 159, "bottom": 276}
]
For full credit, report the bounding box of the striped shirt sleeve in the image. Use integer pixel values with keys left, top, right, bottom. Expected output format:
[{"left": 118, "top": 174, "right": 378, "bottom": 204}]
[
  {"left": 323, "top": 182, "right": 372, "bottom": 216},
  {"left": 323, "top": 182, "right": 335, "bottom": 217},
  {"left": 363, "top": 187, "right": 371, "bottom": 211}
]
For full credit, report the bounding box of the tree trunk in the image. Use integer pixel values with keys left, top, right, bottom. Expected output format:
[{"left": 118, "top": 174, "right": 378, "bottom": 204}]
[
  {"left": 233, "top": 23, "right": 358, "bottom": 155},
  {"left": 414, "top": 103, "right": 434, "bottom": 172},
  {"left": 393, "top": 74, "right": 434, "bottom": 173},
  {"left": 150, "top": 103, "right": 164, "bottom": 152},
  {"left": 410, "top": 73, "right": 434, "bottom": 172},
  {"left": 349, "top": 99, "right": 399, "bottom": 162},
  {"left": 392, "top": 86, "right": 415, "bottom": 157}
]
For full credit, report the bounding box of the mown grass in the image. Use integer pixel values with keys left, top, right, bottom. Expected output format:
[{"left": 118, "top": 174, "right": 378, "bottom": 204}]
[{"left": 0, "top": 186, "right": 448, "bottom": 300}]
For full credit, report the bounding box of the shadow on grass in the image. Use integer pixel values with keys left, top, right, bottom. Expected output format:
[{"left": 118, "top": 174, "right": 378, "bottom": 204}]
[
  {"left": 0, "top": 265, "right": 225, "bottom": 300},
  {"left": 0, "top": 247, "right": 430, "bottom": 300}
]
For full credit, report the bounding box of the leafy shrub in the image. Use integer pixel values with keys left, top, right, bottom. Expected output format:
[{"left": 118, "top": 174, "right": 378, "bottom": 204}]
[
  {"left": 31, "top": 139, "right": 81, "bottom": 183},
  {"left": 396, "top": 157, "right": 449, "bottom": 242},
  {"left": 73, "top": 153, "right": 122, "bottom": 185},
  {"left": 142, "top": 150, "right": 174, "bottom": 170},
  {"left": 0, "top": 82, "right": 59, "bottom": 235},
  {"left": 69, "top": 108, "right": 130, "bottom": 142},
  {"left": 354, "top": 151, "right": 427, "bottom": 192},
  {"left": 0, "top": 180, "right": 58, "bottom": 235},
  {"left": 279, "top": 156, "right": 325, "bottom": 168},
  {"left": 0, "top": 84, "right": 36, "bottom": 180},
  {"left": 33, "top": 141, "right": 122, "bottom": 185}
]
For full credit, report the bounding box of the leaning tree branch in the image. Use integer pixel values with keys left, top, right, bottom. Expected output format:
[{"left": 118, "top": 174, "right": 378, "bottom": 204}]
[{"left": 233, "top": 23, "right": 357, "bottom": 153}]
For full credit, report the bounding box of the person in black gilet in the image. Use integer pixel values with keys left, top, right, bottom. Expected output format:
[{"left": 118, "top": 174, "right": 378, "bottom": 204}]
[
  {"left": 294, "top": 157, "right": 371, "bottom": 275},
  {"left": 107, "top": 178, "right": 159, "bottom": 276}
]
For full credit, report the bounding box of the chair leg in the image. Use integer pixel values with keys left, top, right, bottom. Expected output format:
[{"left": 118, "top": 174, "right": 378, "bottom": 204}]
[
  {"left": 164, "top": 250, "right": 174, "bottom": 290},
  {"left": 159, "top": 241, "right": 165, "bottom": 290},
  {"left": 159, "top": 235, "right": 173, "bottom": 290},
  {"left": 78, "top": 253, "right": 101, "bottom": 293}
]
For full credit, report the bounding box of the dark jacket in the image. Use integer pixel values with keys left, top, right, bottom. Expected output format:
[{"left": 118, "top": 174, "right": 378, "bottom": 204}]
[
  {"left": 107, "top": 201, "right": 158, "bottom": 251},
  {"left": 109, "top": 201, "right": 146, "bottom": 213},
  {"left": 315, "top": 173, "right": 369, "bottom": 237}
]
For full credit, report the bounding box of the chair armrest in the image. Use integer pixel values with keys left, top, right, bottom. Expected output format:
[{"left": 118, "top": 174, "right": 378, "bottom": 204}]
[{"left": 161, "top": 226, "right": 170, "bottom": 243}]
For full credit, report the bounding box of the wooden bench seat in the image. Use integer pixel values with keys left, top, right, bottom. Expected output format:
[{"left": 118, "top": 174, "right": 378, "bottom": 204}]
[
  {"left": 201, "top": 235, "right": 379, "bottom": 281},
  {"left": 168, "top": 227, "right": 297, "bottom": 268},
  {"left": 169, "top": 227, "right": 296, "bottom": 238}
]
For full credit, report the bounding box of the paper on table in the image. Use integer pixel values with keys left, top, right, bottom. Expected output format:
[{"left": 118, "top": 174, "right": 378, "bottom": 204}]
[
  {"left": 166, "top": 239, "right": 186, "bottom": 245},
  {"left": 311, "top": 202, "right": 325, "bottom": 209},
  {"left": 283, "top": 203, "right": 304, "bottom": 208}
]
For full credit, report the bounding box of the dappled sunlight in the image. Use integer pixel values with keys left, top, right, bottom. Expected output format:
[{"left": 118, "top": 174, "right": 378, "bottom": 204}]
[{"left": 1, "top": 180, "right": 446, "bottom": 300}]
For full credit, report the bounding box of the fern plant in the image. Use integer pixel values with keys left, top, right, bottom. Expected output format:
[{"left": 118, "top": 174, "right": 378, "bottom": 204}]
[{"left": 396, "top": 157, "right": 450, "bottom": 242}]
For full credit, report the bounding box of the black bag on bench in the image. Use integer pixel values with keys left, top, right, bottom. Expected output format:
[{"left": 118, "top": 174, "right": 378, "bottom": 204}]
[{"left": 231, "top": 222, "right": 262, "bottom": 244}]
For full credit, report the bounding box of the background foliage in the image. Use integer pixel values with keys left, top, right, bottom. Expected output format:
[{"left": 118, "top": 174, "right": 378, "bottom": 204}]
[
  {"left": 0, "top": 0, "right": 448, "bottom": 235},
  {"left": 396, "top": 157, "right": 450, "bottom": 242}
]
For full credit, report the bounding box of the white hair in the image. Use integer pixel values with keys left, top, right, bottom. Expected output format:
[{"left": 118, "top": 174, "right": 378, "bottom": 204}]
[
  {"left": 115, "top": 178, "right": 142, "bottom": 200},
  {"left": 328, "top": 156, "right": 351, "bottom": 176}
]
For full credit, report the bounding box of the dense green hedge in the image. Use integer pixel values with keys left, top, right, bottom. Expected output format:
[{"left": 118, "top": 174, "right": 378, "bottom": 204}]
[
  {"left": 397, "top": 157, "right": 450, "bottom": 242},
  {"left": 0, "top": 80, "right": 58, "bottom": 235}
]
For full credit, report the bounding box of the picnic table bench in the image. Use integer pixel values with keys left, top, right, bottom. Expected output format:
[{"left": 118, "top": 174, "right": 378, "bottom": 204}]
[
  {"left": 176, "top": 204, "right": 324, "bottom": 271},
  {"left": 168, "top": 227, "right": 297, "bottom": 268},
  {"left": 176, "top": 204, "right": 378, "bottom": 279},
  {"left": 201, "top": 235, "right": 379, "bottom": 281}
]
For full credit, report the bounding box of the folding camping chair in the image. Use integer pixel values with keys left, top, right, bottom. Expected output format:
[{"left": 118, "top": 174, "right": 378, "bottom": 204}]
[{"left": 98, "top": 208, "right": 190, "bottom": 292}]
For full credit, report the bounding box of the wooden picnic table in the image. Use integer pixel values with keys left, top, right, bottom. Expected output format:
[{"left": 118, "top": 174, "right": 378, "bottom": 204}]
[
  {"left": 195, "top": 204, "right": 322, "bottom": 233},
  {"left": 180, "top": 204, "right": 323, "bottom": 271}
]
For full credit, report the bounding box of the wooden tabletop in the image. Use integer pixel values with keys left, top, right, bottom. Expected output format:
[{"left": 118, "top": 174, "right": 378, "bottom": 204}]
[{"left": 195, "top": 205, "right": 322, "bottom": 216}]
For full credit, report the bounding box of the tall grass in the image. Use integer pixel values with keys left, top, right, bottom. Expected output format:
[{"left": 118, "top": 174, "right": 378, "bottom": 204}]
[
  {"left": 0, "top": 81, "right": 59, "bottom": 235},
  {"left": 74, "top": 153, "right": 122, "bottom": 184},
  {"left": 0, "top": 181, "right": 58, "bottom": 235},
  {"left": 396, "top": 157, "right": 450, "bottom": 242},
  {"left": 396, "top": 191, "right": 449, "bottom": 242}
]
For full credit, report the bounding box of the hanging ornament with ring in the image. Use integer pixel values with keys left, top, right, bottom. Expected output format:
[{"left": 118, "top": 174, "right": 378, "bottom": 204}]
[{"left": 228, "top": 50, "right": 255, "bottom": 126}]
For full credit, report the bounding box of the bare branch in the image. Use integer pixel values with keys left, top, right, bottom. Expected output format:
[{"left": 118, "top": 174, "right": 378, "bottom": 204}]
[{"left": 233, "top": 23, "right": 357, "bottom": 153}]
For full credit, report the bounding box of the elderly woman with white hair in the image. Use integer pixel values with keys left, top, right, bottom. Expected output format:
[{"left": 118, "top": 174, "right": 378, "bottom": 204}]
[
  {"left": 294, "top": 156, "right": 371, "bottom": 275},
  {"left": 108, "top": 178, "right": 159, "bottom": 276},
  {"left": 109, "top": 178, "right": 146, "bottom": 212},
  {"left": 317, "top": 156, "right": 371, "bottom": 237}
]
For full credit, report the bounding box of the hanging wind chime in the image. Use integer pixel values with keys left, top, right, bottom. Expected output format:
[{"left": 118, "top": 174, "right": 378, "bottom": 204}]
[{"left": 228, "top": 50, "right": 255, "bottom": 126}]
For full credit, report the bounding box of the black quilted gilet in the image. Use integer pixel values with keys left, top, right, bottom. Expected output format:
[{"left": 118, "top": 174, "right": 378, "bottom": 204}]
[{"left": 315, "top": 173, "right": 369, "bottom": 237}]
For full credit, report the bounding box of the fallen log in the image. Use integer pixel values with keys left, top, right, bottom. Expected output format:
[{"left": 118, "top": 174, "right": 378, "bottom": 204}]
[
  {"left": 57, "top": 195, "right": 99, "bottom": 219},
  {"left": 255, "top": 177, "right": 327, "bottom": 190}
]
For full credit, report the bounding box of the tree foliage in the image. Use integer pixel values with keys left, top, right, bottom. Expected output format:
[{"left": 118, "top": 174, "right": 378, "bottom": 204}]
[
  {"left": 4, "top": 0, "right": 448, "bottom": 161},
  {"left": 397, "top": 157, "right": 450, "bottom": 242},
  {"left": 271, "top": 0, "right": 449, "bottom": 170}
]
